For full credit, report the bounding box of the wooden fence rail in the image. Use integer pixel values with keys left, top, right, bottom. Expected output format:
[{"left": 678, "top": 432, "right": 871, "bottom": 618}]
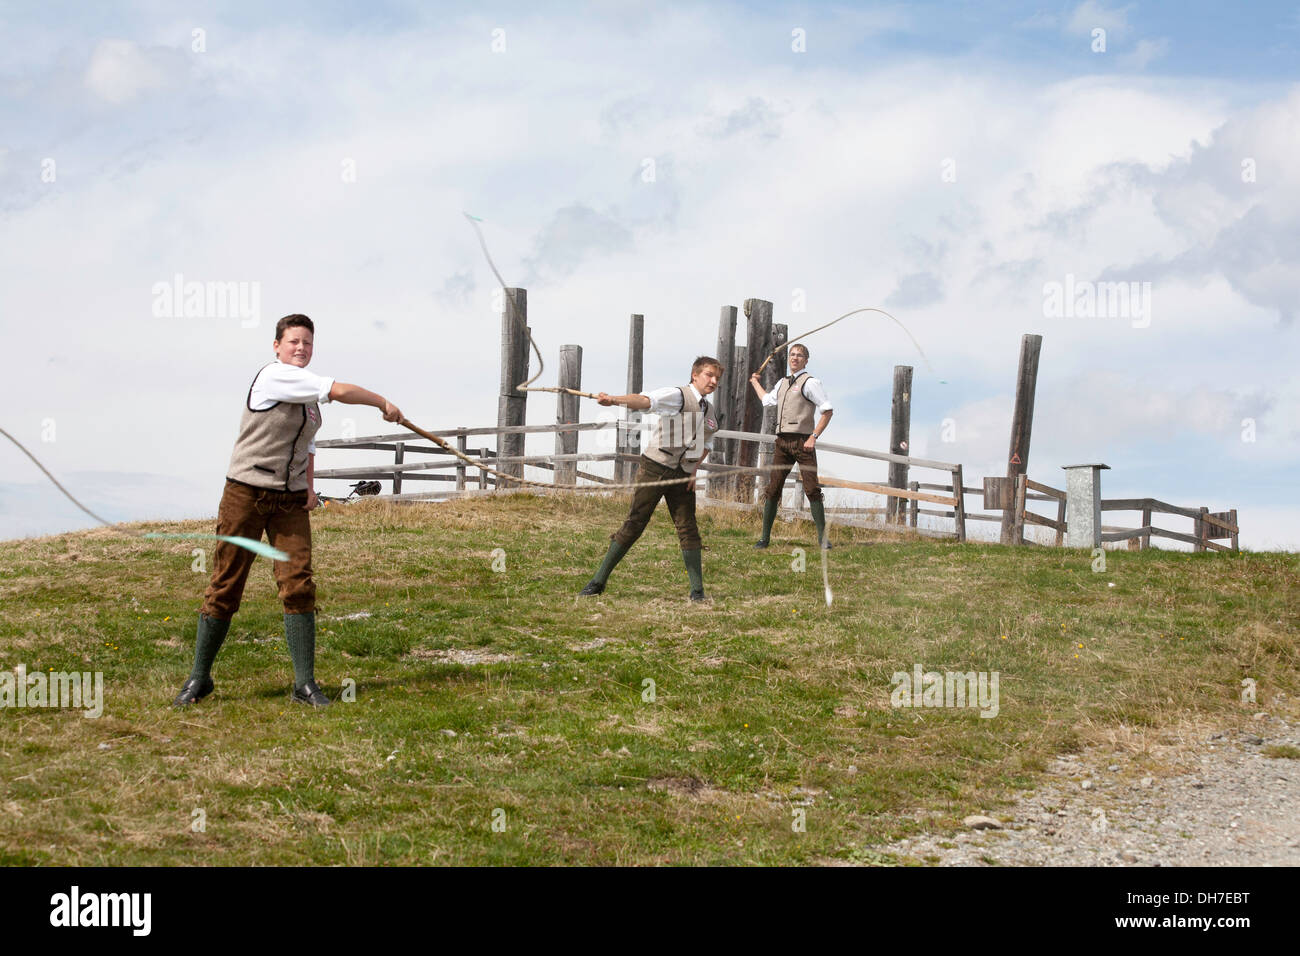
[
  {"left": 1100, "top": 499, "right": 1238, "bottom": 552},
  {"left": 318, "top": 421, "right": 972, "bottom": 541}
]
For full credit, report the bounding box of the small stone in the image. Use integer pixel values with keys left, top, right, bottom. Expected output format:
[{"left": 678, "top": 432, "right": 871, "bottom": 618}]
[
  {"left": 1140, "top": 777, "right": 1154, "bottom": 788},
  {"left": 1119, "top": 850, "right": 1139, "bottom": 863},
  {"left": 97, "top": 742, "right": 111, "bottom": 750},
  {"left": 847, "top": 765, "right": 858, "bottom": 775},
  {"left": 963, "top": 815, "right": 1003, "bottom": 830},
  {"left": 1081, "top": 780, "right": 1093, "bottom": 790},
  {"left": 1108, "top": 764, "right": 1120, "bottom": 771},
  {"left": 1243, "top": 736, "right": 1264, "bottom": 745},
  {"left": 440, "top": 729, "right": 457, "bottom": 737}
]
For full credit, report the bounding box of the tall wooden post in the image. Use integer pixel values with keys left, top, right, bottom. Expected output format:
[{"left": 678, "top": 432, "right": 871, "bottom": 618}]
[
  {"left": 712, "top": 306, "right": 738, "bottom": 498},
  {"left": 621, "top": 314, "right": 644, "bottom": 483},
  {"left": 1000, "top": 334, "right": 1042, "bottom": 545},
  {"left": 555, "top": 344, "right": 582, "bottom": 486},
  {"left": 759, "top": 322, "right": 787, "bottom": 489},
  {"left": 739, "top": 299, "right": 773, "bottom": 502},
  {"left": 952, "top": 464, "right": 966, "bottom": 542},
  {"left": 729, "top": 344, "right": 748, "bottom": 500},
  {"left": 392, "top": 441, "right": 404, "bottom": 495},
  {"left": 496, "top": 288, "right": 529, "bottom": 485},
  {"left": 456, "top": 432, "right": 467, "bottom": 492},
  {"left": 887, "top": 366, "right": 913, "bottom": 524}
]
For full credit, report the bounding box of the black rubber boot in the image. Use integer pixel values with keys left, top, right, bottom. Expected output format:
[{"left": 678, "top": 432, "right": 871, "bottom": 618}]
[
  {"left": 755, "top": 497, "right": 779, "bottom": 548},
  {"left": 683, "top": 548, "right": 706, "bottom": 601}
]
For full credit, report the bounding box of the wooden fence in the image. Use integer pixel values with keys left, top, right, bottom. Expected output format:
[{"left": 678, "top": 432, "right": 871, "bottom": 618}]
[
  {"left": 1100, "top": 499, "right": 1239, "bottom": 553},
  {"left": 315, "top": 420, "right": 970, "bottom": 540}
]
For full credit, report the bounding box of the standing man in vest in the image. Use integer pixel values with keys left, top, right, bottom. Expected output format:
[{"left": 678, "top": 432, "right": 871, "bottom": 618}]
[
  {"left": 172, "top": 314, "right": 403, "bottom": 708},
  {"left": 750, "top": 343, "right": 834, "bottom": 549},
  {"left": 579, "top": 356, "right": 723, "bottom": 602}
]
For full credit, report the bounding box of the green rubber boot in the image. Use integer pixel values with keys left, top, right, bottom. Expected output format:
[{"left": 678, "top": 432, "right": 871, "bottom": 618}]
[
  {"left": 683, "top": 548, "right": 706, "bottom": 601},
  {"left": 809, "top": 499, "right": 831, "bottom": 550},
  {"left": 755, "top": 497, "right": 779, "bottom": 548},
  {"left": 188, "top": 613, "right": 230, "bottom": 683},
  {"left": 174, "top": 613, "right": 231, "bottom": 705},
  {"left": 581, "top": 540, "right": 631, "bottom": 596}
]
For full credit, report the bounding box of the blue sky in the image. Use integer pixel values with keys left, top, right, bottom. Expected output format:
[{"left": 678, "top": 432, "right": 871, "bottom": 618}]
[{"left": 1, "top": 0, "right": 1297, "bottom": 548}]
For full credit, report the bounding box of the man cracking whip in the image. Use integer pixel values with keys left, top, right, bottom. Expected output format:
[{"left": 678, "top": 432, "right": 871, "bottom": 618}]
[
  {"left": 579, "top": 356, "right": 723, "bottom": 602},
  {"left": 749, "top": 342, "right": 835, "bottom": 550}
]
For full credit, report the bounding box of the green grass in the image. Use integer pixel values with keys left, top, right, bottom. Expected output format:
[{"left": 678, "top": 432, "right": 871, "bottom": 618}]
[{"left": 0, "top": 494, "right": 1296, "bottom": 865}]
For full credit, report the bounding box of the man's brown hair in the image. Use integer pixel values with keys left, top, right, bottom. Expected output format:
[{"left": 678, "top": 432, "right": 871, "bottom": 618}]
[
  {"left": 275, "top": 314, "right": 315, "bottom": 341},
  {"left": 691, "top": 355, "right": 724, "bottom": 376},
  {"left": 790, "top": 343, "right": 809, "bottom": 360}
]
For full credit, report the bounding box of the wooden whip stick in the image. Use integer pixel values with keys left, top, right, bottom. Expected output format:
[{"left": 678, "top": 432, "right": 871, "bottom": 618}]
[
  {"left": 754, "top": 307, "right": 931, "bottom": 376},
  {"left": 516, "top": 386, "right": 600, "bottom": 399}
]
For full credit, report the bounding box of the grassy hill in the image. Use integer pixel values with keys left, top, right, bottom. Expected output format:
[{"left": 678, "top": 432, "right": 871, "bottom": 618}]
[{"left": 0, "top": 494, "right": 1295, "bottom": 865}]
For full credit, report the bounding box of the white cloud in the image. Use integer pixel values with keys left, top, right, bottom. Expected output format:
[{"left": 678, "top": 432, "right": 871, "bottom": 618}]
[
  {"left": 1120, "top": 37, "right": 1170, "bottom": 71},
  {"left": 1066, "top": 1, "right": 1131, "bottom": 40},
  {"left": 82, "top": 39, "right": 177, "bottom": 105}
]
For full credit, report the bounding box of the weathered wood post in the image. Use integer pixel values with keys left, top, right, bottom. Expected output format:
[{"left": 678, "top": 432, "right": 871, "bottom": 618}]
[
  {"left": 1195, "top": 506, "right": 1208, "bottom": 553},
  {"left": 621, "top": 314, "right": 644, "bottom": 483},
  {"left": 555, "top": 344, "right": 582, "bottom": 486},
  {"left": 908, "top": 481, "right": 920, "bottom": 527},
  {"left": 712, "top": 306, "right": 738, "bottom": 498},
  {"left": 497, "top": 288, "right": 529, "bottom": 485},
  {"left": 739, "top": 299, "right": 774, "bottom": 502},
  {"left": 887, "top": 366, "right": 913, "bottom": 524},
  {"left": 456, "top": 432, "right": 467, "bottom": 492},
  {"left": 1012, "top": 473, "right": 1028, "bottom": 545},
  {"left": 1000, "top": 334, "right": 1042, "bottom": 544},
  {"left": 392, "top": 441, "right": 404, "bottom": 495},
  {"left": 1141, "top": 502, "right": 1152, "bottom": 550},
  {"left": 952, "top": 464, "right": 966, "bottom": 542},
  {"left": 1229, "top": 508, "right": 1239, "bottom": 552},
  {"left": 759, "top": 322, "right": 787, "bottom": 489},
  {"left": 729, "top": 344, "right": 748, "bottom": 501}
]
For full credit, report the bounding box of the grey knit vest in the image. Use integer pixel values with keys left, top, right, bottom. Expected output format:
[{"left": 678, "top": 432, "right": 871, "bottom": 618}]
[
  {"left": 226, "top": 365, "right": 322, "bottom": 491},
  {"left": 643, "top": 386, "right": 719, "bottom": 471}
]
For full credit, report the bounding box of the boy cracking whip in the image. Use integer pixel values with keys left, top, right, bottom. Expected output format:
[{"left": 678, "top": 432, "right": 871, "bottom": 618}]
[
  {"left": 579, "top": 356, "right": 723, "bottom": 602},
  {"left": 172, "top": 314, "right": 403, "bottom": 708},
  {"left": 749, "top": 343, "right": 835, "bottom": 550}
]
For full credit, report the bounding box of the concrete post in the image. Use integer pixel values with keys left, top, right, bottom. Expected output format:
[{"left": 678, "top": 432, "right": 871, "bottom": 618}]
[{"left": 1063, "top": 463, "right": 1110, "bottom": 548}]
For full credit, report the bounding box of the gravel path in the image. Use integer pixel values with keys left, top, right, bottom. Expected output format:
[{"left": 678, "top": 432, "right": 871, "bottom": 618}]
[{"left": 874, "top": 710, "right": 1300, "bottom": 867}]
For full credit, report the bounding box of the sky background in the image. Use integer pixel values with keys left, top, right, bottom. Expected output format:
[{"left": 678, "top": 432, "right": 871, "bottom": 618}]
[{"left": 2, "top": 0, "right": 1297, "bottom": 549}]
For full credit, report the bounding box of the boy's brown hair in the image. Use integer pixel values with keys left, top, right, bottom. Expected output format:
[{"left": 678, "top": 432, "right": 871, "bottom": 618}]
[
  {"left": 275, "top": 314, "right": 315, "bottom": 341},
  {"left": 691, "top": 355, "right": 724, "bottom": 376}
]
